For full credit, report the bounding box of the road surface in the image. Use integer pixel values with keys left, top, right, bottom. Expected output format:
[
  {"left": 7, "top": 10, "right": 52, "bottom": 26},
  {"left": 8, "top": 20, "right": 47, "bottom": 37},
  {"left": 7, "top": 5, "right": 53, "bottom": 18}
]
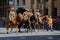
[{"left": 0, "top": 28, "right": 60, "bottom": 40}]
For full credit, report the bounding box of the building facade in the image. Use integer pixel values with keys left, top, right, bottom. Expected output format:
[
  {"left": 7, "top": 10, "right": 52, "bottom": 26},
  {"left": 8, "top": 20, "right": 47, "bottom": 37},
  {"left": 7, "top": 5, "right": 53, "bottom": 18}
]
[
  {"left": 0, "top": 0, "right": 60, "bottom": 17},
  {"left": 0, "top": 0, "right": 9, "bottom": 17},
  {"left": 45, "top": 0, "right": 60, "bottom": 18},
  {"left": 15, "top": 0, "right": 60, "bottom": 17}
]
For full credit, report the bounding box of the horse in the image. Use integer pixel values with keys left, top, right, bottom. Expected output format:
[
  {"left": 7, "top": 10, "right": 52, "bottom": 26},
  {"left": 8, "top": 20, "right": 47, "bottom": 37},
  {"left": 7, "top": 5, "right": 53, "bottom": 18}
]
[
  {"left": 30, "top": 15, "right": 36, "bottom": 32},
  {"left": 16, "top": 12, "right": 30, "bottom": 32},
  {"left": 42, "top": 16, "right": 49, "bottom": 31},
  {"left": 6, "top": 17, "right": 18, "bottom": 34},
  {"left": 36, "top": 16, "right": 46, "bottom": 31}
]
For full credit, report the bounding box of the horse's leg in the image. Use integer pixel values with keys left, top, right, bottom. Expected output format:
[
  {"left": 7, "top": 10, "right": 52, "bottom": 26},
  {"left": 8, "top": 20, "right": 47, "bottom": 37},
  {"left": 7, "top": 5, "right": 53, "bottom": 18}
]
[
  {"left": 27, "top": 26, "right": 29, "bottom": 33},
  {"left": 6, "top": 25, "right": 9, "bottom": 34},
  {"left": 10, "top": 27, "right": 13, "bottom": 32},
  {"left": 42, "top": 25, "right": 44, "bottom": 31},
  {"left": 32, "top": 23, "right": 35, "bottom": 32},
  {"left": 16, "top": 25, "right": 18, "bottom": 33},
  {"left": 25, "top": 22, "right": 29, "bottom": 33},
  {"left": 10, "top": 25, "right": 14, "bottom": 32},
  {"left": 30, "top": 23, "right": 35, "bottom": 32},
  {"left": 18, "top": 23, "right": 22, "bottom": 32},
  {"left": 26, "top": 22, "right": 31, "bottom": 32},
  {"left": 37, "top": 23, "right": 40, "bottom": 32},
  {"left": 6, "top": 22, "right": 10, "bottom": 34},
  {"left": 30, "top": 23, "right": 34, "bottom": 33},
  {"left": 25, "top": 21, "right": 29, "bottom": 33},
  {"left": 31, "top": 23, "right": 35, "bottom": 32},
  {"left": 18, "top": 24, "right": 20, "bottom": 32}
]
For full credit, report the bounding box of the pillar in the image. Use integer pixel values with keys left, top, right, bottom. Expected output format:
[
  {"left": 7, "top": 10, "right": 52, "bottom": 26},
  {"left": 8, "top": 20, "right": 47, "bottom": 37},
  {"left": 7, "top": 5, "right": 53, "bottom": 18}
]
[
  {"left": 19, "top": 0, "right": 23, "bottom": 7},
  {"left": 25, "top": 0, "right": 31, "bottom": 9},
  {"left": 57, "top": 0, "right": 60, "bottom": 17},
  {"left": 48, "top": 0, "right": 53, "bottom": 16},
  {"left": 34, "top": 0, "right": 37, "bottom": 13},
  {"left": 13, "top": 0, "right": 17, "bottom": 11}
]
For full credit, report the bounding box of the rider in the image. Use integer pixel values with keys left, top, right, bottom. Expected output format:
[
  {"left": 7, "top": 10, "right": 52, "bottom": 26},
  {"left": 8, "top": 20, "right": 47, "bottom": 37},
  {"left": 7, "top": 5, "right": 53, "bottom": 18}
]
[
  {"left": 8, "top": 7, "right": 17, "bottom": 32},
  {"left": 23, "top": 9, "right": 29, "bottom": 21},
  {"left": 9, "top": 7, "right": 16, "bottom": 24},
  {"left": 23, "top": 9, "right": 30, "bottom": 30},
  {"left": 35, "top": 9, "right": 41, "bottom": 24}
]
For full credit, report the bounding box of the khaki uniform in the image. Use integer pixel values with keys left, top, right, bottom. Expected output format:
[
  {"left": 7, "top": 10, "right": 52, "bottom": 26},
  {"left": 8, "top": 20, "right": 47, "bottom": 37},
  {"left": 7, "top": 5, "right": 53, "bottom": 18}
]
[
  {"left": 9, "top": 11, "right": 16, "bottom": 21},
  {"left": 35, "top": 12, "right": 41, "bottom": 19},
  {"left": 23, "top": 12, "right": 28, "bottom": 21}
]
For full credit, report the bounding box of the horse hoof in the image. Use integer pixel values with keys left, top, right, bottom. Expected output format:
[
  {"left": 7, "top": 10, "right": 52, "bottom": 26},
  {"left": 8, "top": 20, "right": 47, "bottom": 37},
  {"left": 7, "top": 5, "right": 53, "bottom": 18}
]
[
  {"left": 27, "top": 31, "right": 28, "bottom": 33},
  {"left": 47, "top": 30, "right": 48, "bottom": 31},
  {"left": 18, "top": 31, "right": 21, "bottom": 33},
  {"left": 7, "top": 32, "right": 8, "bottom": 34}
]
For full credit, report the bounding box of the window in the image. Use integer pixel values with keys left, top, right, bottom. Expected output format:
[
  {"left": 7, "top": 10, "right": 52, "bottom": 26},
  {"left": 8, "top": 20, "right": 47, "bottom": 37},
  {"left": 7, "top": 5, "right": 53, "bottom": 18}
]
[
  {"left": 45, "top": 0, "right": 48, "bottom": 2},
  {"left": 44, "top": 9, "right": 48, "bottom": 15},
  {"left": 17, "top": 0, "right": 19, "bottom": 6},
  {"left": 52, "top": 8, "right": 57, "bottom": 18},
  {"left": 23, "top": 0, "right": 25, "bottom": 5}
]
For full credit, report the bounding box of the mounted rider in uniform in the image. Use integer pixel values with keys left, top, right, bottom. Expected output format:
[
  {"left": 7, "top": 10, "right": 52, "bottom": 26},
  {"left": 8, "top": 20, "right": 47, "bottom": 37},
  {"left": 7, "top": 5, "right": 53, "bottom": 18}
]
[{"left": 9, "top": 7, "right": 16, "bottom": 24}]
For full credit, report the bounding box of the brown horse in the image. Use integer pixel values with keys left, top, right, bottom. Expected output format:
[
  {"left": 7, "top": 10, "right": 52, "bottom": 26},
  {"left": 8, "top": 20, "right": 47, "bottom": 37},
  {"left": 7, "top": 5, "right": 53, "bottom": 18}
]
[
  {"left": 37, "top": 16, "right": 45, "bottom": 31},
  {"left": 6, "top": 17, "right": 18, "bottom": 34}
]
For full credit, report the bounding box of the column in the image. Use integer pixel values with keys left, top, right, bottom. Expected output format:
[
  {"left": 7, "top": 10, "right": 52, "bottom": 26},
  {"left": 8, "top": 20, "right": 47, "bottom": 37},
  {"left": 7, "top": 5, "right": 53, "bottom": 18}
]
[
  {"left": 40, "top": 0, "right": 45, "bottom": 16},
  {"left": 13, "top": 0, "right": 17, "bottom": 11},
  {"left": 34, "top": 0, "right": 37, "bottom": 13},
  {"left": 57, "top": 0, "right": 60, "bottom": 17},
  {"left": 48, "top": 0, "right": 53, "bottom": 16},
  {"left": 6, "top": 0, "right": 9, "bottom": 17},
  {"left": 25, "top": 0, "right": 31, "bottom": 9},
  {"left": 19, "top": 0, "right": 23, "bottom": 7}
]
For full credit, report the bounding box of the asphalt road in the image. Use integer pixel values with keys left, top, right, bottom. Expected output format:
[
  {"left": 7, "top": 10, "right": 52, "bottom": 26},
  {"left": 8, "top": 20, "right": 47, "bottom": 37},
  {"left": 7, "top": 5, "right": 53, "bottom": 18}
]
[
  {"left": 0, "top": 35, "right": 60, "bottom": 40},
  {"left": 0, "top": 28, "right": 60, "bottom": 40}
]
